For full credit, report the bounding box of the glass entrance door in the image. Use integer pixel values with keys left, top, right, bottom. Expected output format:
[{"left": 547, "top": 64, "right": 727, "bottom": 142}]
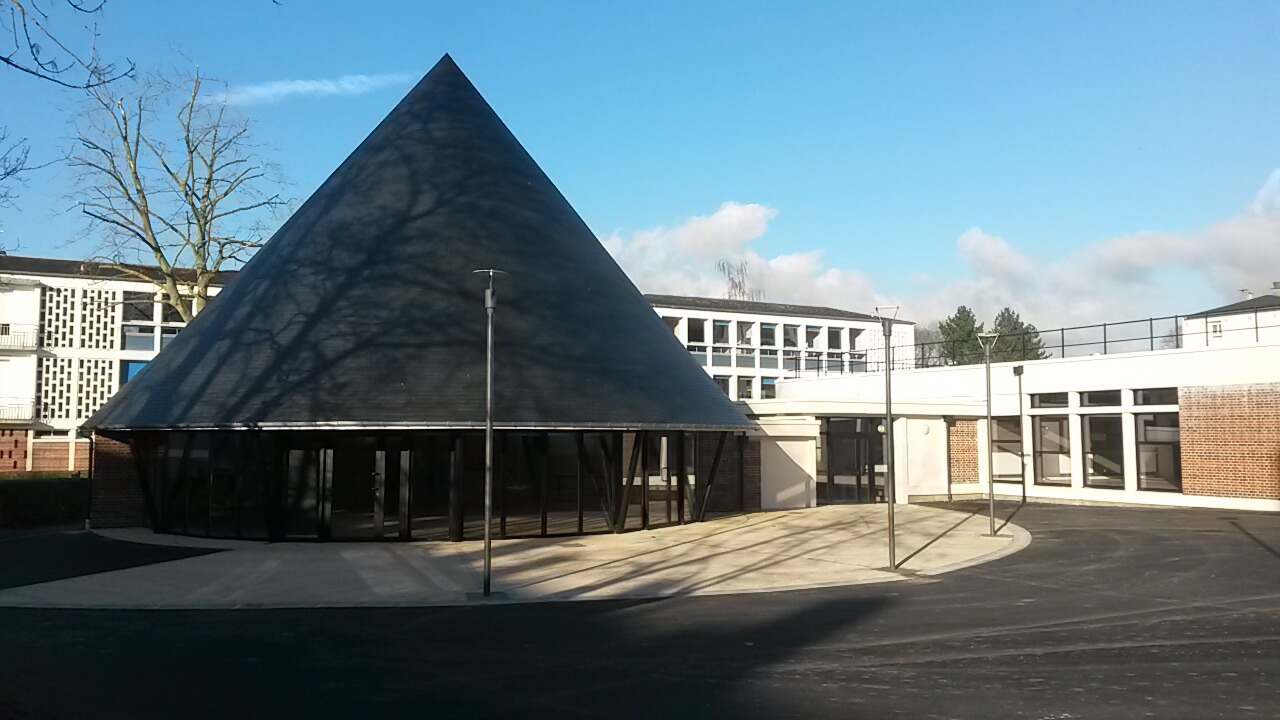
[{"left": 819, "top": 418, "right": 885, "bottom": 504}]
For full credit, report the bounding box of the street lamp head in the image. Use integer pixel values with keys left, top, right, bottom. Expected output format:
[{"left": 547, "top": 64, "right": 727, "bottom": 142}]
[
  {"left": 873, "top": 305, "right": 901, "bottom": 338},
  {"left": 976, "top": 331, "right": 1000, "bottom": 351}
]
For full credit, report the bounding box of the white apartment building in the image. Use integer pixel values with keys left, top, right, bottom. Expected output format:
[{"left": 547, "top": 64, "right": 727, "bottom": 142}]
[
  {"left": 646, "top": 294, "right": 915, "bottom": 402},
  {"left": 0, "top": 255, "right": 228, "bottom": 473},
  {"left": 1181, "top": 283, "right": 1280, "bottom": 348}
]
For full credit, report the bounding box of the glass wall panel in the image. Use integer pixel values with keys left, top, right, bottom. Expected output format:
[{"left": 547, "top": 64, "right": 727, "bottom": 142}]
[
  {"left": 122, "top": 325, "right": 154, "bottom": 351},
  {"left": 712, "top": 319, "right": 730, "bottom": 345},
  {"left": 760, "top": 349, "right": 778, "bottom": 368},
  {"left": 122, "top": 291, "right": 155, "bottom": 322},
  {"left": 761, "top": 377, "right": 777, "bottom": 399},
  {"left": 783, "top": 325, "right": 799, "bottom": 348},
  {"left": 1083, "top": 415, "right": 1124, "bottom": 488},
  {"left": 760, "top": 323, "right": 777, "bottom": 347},
  {"left": 1032, "top": 393, "right": 1068, "bottom": 408},
  {"left": 1033, "top": 416, "right": 1071, "bottom": 485},
  {"left": 687, "top": 319, "right": 706, "bottom": 344},
  {"left": 1082, "top": 390, "right": 1121, "bottom": 407},
  {"left": 1136, "top": 413, "right": 1181, "bottom": 492},
  {"left": 1136, "top": 388, "right": 1177, "bottom": 406},
  {"left": 736, "top": 377, "right": 753, "bottom": 399},
  {"left": 992, "top": 417, "right": 1023, "bottom": 481}
]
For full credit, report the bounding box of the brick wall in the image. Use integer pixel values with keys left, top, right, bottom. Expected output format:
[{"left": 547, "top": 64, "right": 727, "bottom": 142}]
[
  {"left": 697, "top": 433, "right": 762, "bottom": 514},
  {"left": 90, "top": 435, "right": 149, "bottom": 528},
  {"left": 1180, "top": 384, "right": 1280, "bottom": 500},
  {"left": 30, "top": 442, "right": 69, "bottom": 472},
  {"left": 948, "top": 419, "right": 979, "bottom": 484},
  {"left": 0, "top": 429, "right": 28, "bottom": 472}
]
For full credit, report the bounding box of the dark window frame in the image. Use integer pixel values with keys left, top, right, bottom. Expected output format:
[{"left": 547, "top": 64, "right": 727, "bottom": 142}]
[
  {"left": 1033, "top": 415, "right": 1071, "bottom": 486},
  {"left": 1031, "top": 392, "right": 1069, "bottom": 409},
  {"left": 1136, "top": 412, "right": 1181, "bottom": 492},
  {"left": 1135, "top": 387, "right": 1178, "bottom": 406},
  {"left": 1082, "top": 414, "right": 1124, "bottom": 489},
  {"left": 1081, "top": 390, "right": 1122, "bottom": 407}
]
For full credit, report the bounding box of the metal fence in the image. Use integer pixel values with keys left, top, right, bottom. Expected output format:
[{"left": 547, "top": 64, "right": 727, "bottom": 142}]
[
  {"left": 0, "top": 324, "right": 40, "bottom": 351},
  {"left": 789, "top": 308, "right": 1280, "bottom": 377}
]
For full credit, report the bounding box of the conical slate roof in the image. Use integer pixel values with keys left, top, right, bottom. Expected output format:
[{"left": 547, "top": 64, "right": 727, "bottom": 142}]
[{"left": 86, "top": 55, "right": 751, "bottom": 432}]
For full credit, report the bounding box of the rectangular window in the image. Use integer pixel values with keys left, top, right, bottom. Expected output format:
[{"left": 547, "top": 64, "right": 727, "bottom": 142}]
[
  {"left": 687, "top": 319, "right": 706, "bottom": 344},
  {"left": 121, "top": 360, "right": 148, "bottom": 384},
  {"left": 737, "top": 321, "right": 753, "bottom": 346},
  {"left": 688, "top": 345, "right": 707, "bottom": 366},
  {"left": 714, "top": 376, "right": 731, "bottom": 396},
  {"left": 713, "top": 319, "right": 730, "bottom": 345},
  {"left": 736, "top": 377, "right": 753, "bottom": 400},
  {"left": 0, "top": 323, "right": 9, "bottom": 336},
  {"left": 1033, "top": 416, "right": 1071, "bottom": 486},
  {"left": 806, "top": 326, "right": 821, "bottom": 348},
  {"left": 805, "top": 351, "right": 822, "bottom": 370},
  {"left": 825, "top": 352, "right": 843, "bottom": 372},
  {"left": 160, "top": 294, "right": 192, "bottom": 324},
  {"left": 160, "top": 327, "right": 180, "bottom": 349},
  {"left": 1136, "top": 413, "right": 1181, "bottom": 492},
  {"left": 1135, "top": 387, "right": 1177, "bottom": 406},
  {"left": 712, "top": 346, "right": 731, "bottom": 367},
  {"left": 1032, "top": 392, "right": 1068, "bottom": 409},
  {"left": 992, "top": 417, "right": 1023, "bottom": 481},
  {"left": 828, "top": 327, "right": 842, "bottom": 349},
  {"left": 122, "top": 291, "right": 155, "bottom": 323},
  {"left": 783, "top": 324, "right": 799, "bottom": 348},
  {"left": 122, "top": 325, "right": 155, "bottom": 351},
  {"left": 760, "top": 349, "right": 779, "bottom": 369},
  {"left": 1083, "top": 415, "right": 1124, "bottom": 488},
  {"left": 761, "top": 377, "right": 777, "bottom": 399},
  {"left": 1210, "top": 321, "right": 1223, "bottom": 338},
  {"left": 1082, "top": 390, "right": 1121, "bottom": 407},
  {"left": 760, "top": 323, "right": 777, "bottom": 347},
  {"left": 783, "top": 349, "right": 801, "bottom": 371},
  {"left": 736, "top": 347, "right": 756, "bottom": 367}
]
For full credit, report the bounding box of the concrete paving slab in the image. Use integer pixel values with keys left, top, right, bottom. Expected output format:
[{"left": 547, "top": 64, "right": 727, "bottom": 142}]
[{"left": 0, "top": 504, "right": 1027, "bottom": 609}]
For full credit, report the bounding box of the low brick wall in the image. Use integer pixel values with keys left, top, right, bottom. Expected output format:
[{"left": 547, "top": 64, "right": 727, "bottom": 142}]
[
  {"left": 0, "top": 429, "right": 28, "bottom": 473},
  {"left": 1180, "top": 384, "right": 1280, "bottom": 500},
  {"left": 30, "top": 442, "right": 70, "bottom": 472},
  {"left": 948, "top": 419, "right": 979, "bottom": 484},
  {"left": 90, "top": 435, "right": 149, "bottom": 528}
]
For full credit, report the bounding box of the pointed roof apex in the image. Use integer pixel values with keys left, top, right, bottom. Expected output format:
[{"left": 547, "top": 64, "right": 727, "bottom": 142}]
[{"left": 86, "top": 55, "right": 750, "bottom": 432}]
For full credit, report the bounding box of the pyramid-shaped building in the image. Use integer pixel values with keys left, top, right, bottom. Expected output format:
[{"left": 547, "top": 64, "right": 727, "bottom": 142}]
[{"left": 87, "top": 55, "right": 753, "bottom": 542}]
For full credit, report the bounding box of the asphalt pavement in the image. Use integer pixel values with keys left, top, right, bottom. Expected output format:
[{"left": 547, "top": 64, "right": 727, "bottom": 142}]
[{"left": 0, "top": 501, "right": 1276, "bottom": 719}]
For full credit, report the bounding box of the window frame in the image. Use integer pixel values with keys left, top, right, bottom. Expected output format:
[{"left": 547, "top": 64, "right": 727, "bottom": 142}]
[{"left": 1032, "top": 415, "right": 1071, "bottom": 486}]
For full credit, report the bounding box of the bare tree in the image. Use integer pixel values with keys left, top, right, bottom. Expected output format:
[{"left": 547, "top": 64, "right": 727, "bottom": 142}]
[
  {"left": 70, "top": 71, "right": 285, "bottom": 320},
  {"left": 716, "top": 259, "right": 765, "bottom": 302},
  {"left": 0, "top": 126, "right": 29, "bottom": 247},
  {"left": 1, "top": 0, "right": 132, "bottom": 89}
]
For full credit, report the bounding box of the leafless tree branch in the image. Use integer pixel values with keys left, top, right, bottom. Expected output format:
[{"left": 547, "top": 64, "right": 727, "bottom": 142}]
[
  {"left": 1, "top": 0, "right": 133, "bottom": 89},
  {"left": 70, "top": 70, "right": 288, "bottom": 321}
]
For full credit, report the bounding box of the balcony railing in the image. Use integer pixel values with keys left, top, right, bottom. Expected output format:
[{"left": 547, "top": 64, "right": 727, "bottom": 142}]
[
  {"left": 0, "top": 398, "right": 36, "bottom": 422},
  {"left": 0, "top": 324, "right": 40, "bottom": 351}
]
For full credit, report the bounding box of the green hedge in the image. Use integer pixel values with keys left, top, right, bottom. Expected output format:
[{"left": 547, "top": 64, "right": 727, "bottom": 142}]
[{"left": 0, "top": 477, "right": 90, "bottom": 529}]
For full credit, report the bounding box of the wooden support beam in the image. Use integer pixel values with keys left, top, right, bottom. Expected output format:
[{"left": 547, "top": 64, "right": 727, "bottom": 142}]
[{"left": 696, "top": 432, "right": 728, "bottom": 522}]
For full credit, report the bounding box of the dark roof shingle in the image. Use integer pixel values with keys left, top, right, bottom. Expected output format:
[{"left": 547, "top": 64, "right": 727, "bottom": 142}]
[{"left": 85, "top": 55, "right": 750, "bottom": 432}]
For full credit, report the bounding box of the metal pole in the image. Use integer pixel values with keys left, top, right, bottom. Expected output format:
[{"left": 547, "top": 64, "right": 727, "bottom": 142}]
[
  {"left": 473, "top": 268, "right": 507, "bottom": 598},
  {"left": 977, "top": 332, "right": 999, "bottom": 536},
  {"left": 879, "top": 315, "right": 896, "bottom": 570},
  {"left": 483, "top": 275, "right": 495, "bottom": 596}
]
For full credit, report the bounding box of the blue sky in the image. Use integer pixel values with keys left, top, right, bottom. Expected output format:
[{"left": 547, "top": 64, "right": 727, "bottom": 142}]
[{"left": 2, "top": 1, "right": 1278, "bottom": 325}]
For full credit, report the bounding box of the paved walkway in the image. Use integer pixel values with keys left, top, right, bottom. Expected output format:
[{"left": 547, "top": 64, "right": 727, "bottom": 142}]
[{"left": 0, "top": 504, "right": 1027, "bottom": 608}]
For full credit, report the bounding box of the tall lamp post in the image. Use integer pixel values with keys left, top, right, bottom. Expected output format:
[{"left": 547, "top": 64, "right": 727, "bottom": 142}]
[
  {"left": 976, "top": 332, "right": 999, "bottom": 537},
  {"left": 473, "top": 268, "right": 508, "bottom": 598},
  {"left": 875, "top": 305, "right": 900, "bottom": 569}
]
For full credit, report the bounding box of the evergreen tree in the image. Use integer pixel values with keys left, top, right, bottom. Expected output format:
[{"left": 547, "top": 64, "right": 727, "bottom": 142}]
[
  {"left": 938, "top": 305, "right": 985, "bottom": 365},
  {"left": 990, "top": 307, "right": 1049, "bottom": 362}
]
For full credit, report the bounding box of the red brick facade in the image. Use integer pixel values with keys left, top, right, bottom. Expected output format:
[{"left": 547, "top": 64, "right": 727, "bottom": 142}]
[
  {"left": 90, "top": 435, "right": 149, "bottom": 528},
  {"left": 1180, "top": 383, "right": 1280, "bottom": 500},
  {"left": 0, "top": 429, "right": 28, "bottom": 472},
  {"left": 947, "top": 419, "right": 979, "bottom": 484},
  {"left": 30, "top": 442, "right": 70, "bottom": 472}
]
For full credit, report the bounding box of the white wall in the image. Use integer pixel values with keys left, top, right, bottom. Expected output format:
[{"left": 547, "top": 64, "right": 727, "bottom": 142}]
[
  {"left": 1182, "top": 307, "right": 1280, "bottom": 349},
  {"left": 754, "top": 416, "right": 819, "bottom": 509},
  {"left": 746, "top": 341, "right": 1280, "bottom": 512}
]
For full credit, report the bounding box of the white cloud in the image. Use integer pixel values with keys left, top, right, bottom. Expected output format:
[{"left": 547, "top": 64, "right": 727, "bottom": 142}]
[
  {"left": 601, "top": 201, "right": 883, "bottom": 310},
  {"left": 210, "top": 73, "right": 412, "bottom": 106},
  {"left": 602, "top": 170, "right": 1280, "bottom": 330}
]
